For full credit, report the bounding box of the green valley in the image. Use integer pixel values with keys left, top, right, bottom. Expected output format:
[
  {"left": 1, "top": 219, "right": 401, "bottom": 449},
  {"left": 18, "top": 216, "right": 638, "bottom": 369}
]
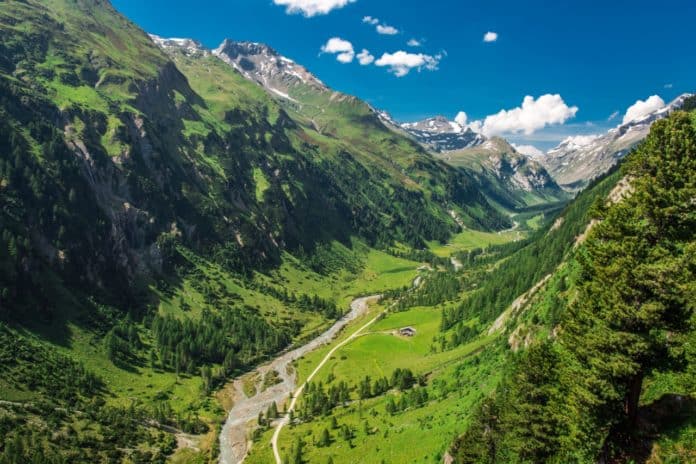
[{"left": 0, "top": 1, "right": 694, "bottom": 464}]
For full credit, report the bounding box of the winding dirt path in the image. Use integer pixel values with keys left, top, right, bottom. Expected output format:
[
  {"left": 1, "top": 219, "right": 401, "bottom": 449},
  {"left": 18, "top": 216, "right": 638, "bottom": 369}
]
[
  {"left": 218, "top": 295, "right": 381, "bottom": 464},
  {"left": 271, "top": 295, "right": 383, "bottom": 464}
]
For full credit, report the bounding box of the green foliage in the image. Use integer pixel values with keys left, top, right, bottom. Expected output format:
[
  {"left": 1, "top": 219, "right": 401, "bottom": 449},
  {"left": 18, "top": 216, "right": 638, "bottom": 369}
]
[
  {"left": 390, "top": 271, "right": 462, "bottom": 309},
  {"left": 452, "top": 112, "right": 696, "bottom": 463},
  {"left": 681, "top": 94, "right": 696, "bottom": 112},
  {"left": 152, "top": 307, "right": 288, "bottom": 374},
  {"left": 0, "top": 324, "right": 101, "bottom": 401},
  {"left": 442, "top": 167, "right": 622, "bottom": 335},
  {"left": 0, "top": 0, "right": 571, "bottom": 461},
  {"left": 0, "top": 324, "right": 175, "bottom": 463}
]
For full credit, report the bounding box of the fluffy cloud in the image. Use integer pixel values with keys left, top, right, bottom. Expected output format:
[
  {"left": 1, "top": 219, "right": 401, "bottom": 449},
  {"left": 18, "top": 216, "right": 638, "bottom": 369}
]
[
  {"left": 483, "top": 31, "right": 498, "bottom": 42},
  {"left": 608, "top": 110, "right": 620, "bottom": 121},
  {"left": 357, "top": 49, "right": 375, "bottom": 65},
  {"left": 321, "top": 37, "right": 355, "bottom": 63},
  {"left": 622, "top": 95, "right": 665, "bottom": 124},
  {"left": 376, "top": 24, "right": 399, "bottom": 35},
  {"left": 454, "top": 111, "right": 468, "bottom": 126},
  {"left": 407, "top": 38, "right": 422, "bottom": 47},
  {"left": 512, "top": 144, "right": 544, "bottom": 158},
  {"left": 561, "top": 134, "right": 599, "bottom": 147},
  {"left": 374, "top": 51, "right": 441, "bottom": 77},
  {"left": 363, "top": 15, "right": 399, "bottom": 35},
  {"left": 473, "top": 94, "right": 578, "bottom": 136},
  {"left": 274, "top": 0, "right": 355, "bottom": 17}
]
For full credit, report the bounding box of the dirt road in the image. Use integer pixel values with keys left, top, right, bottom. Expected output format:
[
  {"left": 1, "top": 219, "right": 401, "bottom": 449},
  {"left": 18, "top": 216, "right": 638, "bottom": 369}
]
[{"left": 271, "top": 295, "right": 383, "bottom": 464}]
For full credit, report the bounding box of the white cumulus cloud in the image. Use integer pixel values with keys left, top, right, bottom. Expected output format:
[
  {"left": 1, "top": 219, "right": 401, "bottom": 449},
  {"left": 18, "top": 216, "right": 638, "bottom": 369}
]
[
  {"left": 374, "top": 50, "right": 442, "bottom": 77},
  {"left": 357, "top": 49, "right": 375, "bottom": 65},
  {"left": 622, "top": 95, "right": 665, "bottom": 124},
  {"left": 475, "top": 94, "right": 578, "bottom": 136},
  {"left": 561, "top": 134, "right": 600, "bottom": 148},
  {"left": 274, "top": 0, "right": 355, "bottom": 17},
  {"left": 363, "top": 15, "right": 400, "bottom": 35},
  {"left": 376, "top": 24, "right": 399, "bottom": 35},
  {"left": 512, "top": 144, "right": 544, "bottom": 158},
  {"left": 407, "top": 38, "right": 422, "bottom": 47},
  {"left": 483, "top": 31, "right": 498, "bottom": 42},
  {"left": 454, "top": 111, "right": 468, "bottom": 126},
  {"left": 321, "top": 37, "right": 355, "bottom": 63}
]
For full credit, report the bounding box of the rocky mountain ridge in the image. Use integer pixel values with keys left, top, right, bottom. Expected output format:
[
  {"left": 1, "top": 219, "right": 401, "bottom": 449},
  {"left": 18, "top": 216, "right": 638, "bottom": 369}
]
[
  {"left": 400, "top": 116, "right": 486, "bottom": 152},
  {"left": 541, "top": 93, "right": 694, "bottom": 190}
]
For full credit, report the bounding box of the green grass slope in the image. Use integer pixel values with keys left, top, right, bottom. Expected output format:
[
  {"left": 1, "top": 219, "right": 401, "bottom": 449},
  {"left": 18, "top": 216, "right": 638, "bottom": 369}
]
[
  {"left": 451, "top": 110, "right": 696, "bottom": 464},
  {"left": 0, "top": 1, "right": 514, "bottom": 461}
]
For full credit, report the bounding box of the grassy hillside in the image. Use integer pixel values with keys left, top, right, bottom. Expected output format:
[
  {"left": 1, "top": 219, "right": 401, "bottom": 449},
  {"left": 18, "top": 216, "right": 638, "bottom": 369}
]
[
  {"left": 0, "top": 0, "right": 519, "bottom": 462},
  {"left": 434, "top": 137, "right": 569, "bottom": 210},
  {"left": 241, "top": 166, "right": 625, "bottom": 463},
  {"left": 245, "top": 113, "right": 694, "bottom": 464},
  {"left": 451, "top": 110, "right": 696, "bottom": 464}
]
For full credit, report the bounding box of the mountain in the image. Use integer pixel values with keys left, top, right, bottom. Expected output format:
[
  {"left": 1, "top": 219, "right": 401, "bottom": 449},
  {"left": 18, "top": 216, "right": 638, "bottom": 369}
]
[
  {"left": 6, "top": 3, "right": 691, "bottom": 464},
  {"left": 450, "top": 110, "right": 696, "bottom": 464},
  {"left": 0, "top": 0, "right": 525, "bottom": 458},
  {"left": 400, "top": 116, "right": 485, "bottom": 152},
  {"left": 203, "top": 43, "right": 566, "bottom": 211},
  {"left": 0, "top": 0, "right": 513, "bottom": 315},
  {"left": 0, "top": 1, "right": 518, "bottom": 461},
  {"left": 435, "top": 137, "right": 568, "bottom": 208},
  {"left": 213, "top": 39, "right": 327, "bottom": 99},
  {"left": 541, "top": 93, "right": 694, "bottom": 191},
  {"left": 159, "top": 36, "right": 511, "bottom": 231},
  {"left": 396, "top": 116, "right": 566, "bottom": 207}
]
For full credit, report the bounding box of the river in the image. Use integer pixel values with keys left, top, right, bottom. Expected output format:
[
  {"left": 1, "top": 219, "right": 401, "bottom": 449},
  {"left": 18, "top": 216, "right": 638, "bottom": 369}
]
[{"left": 218, "top": 295, "right": 381, "bottom": 464}]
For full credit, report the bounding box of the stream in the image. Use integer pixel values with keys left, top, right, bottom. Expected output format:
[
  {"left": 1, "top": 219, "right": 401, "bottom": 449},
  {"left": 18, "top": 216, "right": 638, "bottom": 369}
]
[{"left": 218, "top": 295, "right": 380, "bottom": 464}]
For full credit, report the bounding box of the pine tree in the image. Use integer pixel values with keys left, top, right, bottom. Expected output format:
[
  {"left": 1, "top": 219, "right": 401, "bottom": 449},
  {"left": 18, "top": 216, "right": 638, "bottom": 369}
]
[
  {"left": 291, "top": 437, "right": 304, "bottom": 464},
  {"left": 317, "top": 428, "right": 331, "bottom": 447},
  {"left": 563, "top": 112, "right": 696, "bottom": 443}
]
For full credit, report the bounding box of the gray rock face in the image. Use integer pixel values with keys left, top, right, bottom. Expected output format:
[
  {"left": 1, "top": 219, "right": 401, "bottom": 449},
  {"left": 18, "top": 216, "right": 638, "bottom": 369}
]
[
  {"left": 446, "top": 137, "right": 561, "bottom": 193},
  {"left": 541, "top": 94, "right": 693, "bottom": 191},
  {"left": 213, "top": 39, "right": 326, "bottom": 98}
]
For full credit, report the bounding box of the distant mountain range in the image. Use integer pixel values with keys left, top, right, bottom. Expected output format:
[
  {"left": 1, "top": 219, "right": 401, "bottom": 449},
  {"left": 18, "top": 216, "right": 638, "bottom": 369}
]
[
  {"left": 395, "top": 115, "right": 566, "bottom": 205},
  {"left": 152, "top": 35, "right": 569, "bottom": 210},
  {"left": 539, "top": 93, "right": 693, "bottom": 190},
  {"left": 153, "top": 35, "right": 693, "bottom": 197},
  {"left": 400, "top": 116, "right": 485, "bottom": 152},
  {"left": 399, "top": 94, "right": 694, "bottom": 193},
  {"left": 432, "top": 137, "right": 568, "bottom": 207}
]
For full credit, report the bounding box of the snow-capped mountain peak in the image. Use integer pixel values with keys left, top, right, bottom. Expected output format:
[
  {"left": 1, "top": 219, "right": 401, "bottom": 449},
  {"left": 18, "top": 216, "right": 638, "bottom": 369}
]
[
  {"left": 213, "top": 39, "right": 326, "bottom": 96},
  {"left": 149, "top": 34, "right": 208, "bottom": 57},
  {"left": 542, "top": 93, "right": 693, "bottom": 191},
  {"left": 401, "top": 116, "right": 485, "bottom": 152}
]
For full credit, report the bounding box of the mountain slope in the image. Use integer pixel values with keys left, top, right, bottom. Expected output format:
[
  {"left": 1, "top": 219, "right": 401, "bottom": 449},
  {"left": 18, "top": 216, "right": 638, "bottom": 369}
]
[
  {"left": 436, "top": 137, "right": 568, "bottom": 208},
  {"left": 242, "top": 136, "right": 624, "bottom": 464},
  {"left": 397, "top": 115, "right": 567, "bottom": 208},
  {"left": 175, "top": 37, "right": 511, "bottom": 231},
  {"left": 0, "top": 1, "right": 513, "bottom": 461},
  {"left": 209, "top": 41, "right": 568, "bottom": 213},
  {"left": 0, "top": 0, "right": 513, "bottom": 318},
  {"left": 451, "top": 110, "right": 696, "bottom": 464},
  {"left": 541, "top": 93, "right": 693, "bottom": 191}
]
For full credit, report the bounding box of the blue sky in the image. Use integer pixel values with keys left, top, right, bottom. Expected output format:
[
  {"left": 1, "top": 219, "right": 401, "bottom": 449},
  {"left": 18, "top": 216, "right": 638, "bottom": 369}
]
[{"left": 112, "top": 0, "right": 695, "bottom": 150}]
